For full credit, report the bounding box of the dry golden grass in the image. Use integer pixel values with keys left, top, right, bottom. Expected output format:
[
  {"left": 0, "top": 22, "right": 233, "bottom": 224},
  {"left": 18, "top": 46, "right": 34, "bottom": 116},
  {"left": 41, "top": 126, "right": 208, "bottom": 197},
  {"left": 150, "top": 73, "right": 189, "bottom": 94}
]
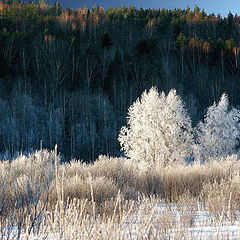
[
  {"left": 1, "top": 150, "right": 240, "bottom": 210},
  {"left": 0, "top": 150, "right": 240, "bottom": 239}
]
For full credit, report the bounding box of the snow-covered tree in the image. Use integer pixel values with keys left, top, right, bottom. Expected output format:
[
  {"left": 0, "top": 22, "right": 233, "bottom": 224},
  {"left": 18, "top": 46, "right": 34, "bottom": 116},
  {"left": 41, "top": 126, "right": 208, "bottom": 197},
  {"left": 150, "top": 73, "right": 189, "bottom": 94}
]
[
  {"left": 194, "top": 93, "right": 240, "bottom": 162},
  {"left": 118, "top": 87, "right": 194, "bottom": 167}
]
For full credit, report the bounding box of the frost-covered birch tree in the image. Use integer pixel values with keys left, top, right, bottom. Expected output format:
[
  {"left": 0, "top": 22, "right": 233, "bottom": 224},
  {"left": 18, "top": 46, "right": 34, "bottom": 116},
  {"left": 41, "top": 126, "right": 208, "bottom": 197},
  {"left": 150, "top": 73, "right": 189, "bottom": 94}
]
[
  {"left": 194, "top": 93, "right": 240, "bottom": 162},
  {"left": 118, "top": 87, "right": 193, "bottom": 167}
]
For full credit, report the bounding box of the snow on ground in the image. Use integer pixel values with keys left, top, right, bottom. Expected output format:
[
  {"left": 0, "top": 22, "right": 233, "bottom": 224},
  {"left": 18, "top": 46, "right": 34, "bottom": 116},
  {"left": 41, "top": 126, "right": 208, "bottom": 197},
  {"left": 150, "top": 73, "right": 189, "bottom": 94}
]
[
  {"left": 188, "top": 208, "right": 240, "bottom": 240},
  {"left": 2, "top": 203, "right": 240, "bottom": 239},
  {"left": 160, "top": 202, "right": 240, "bottom": 240}
]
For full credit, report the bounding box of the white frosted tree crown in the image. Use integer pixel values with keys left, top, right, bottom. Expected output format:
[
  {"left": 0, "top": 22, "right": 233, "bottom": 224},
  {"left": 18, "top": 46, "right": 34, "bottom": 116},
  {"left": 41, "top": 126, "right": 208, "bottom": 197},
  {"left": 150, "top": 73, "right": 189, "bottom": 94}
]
[
  {"left": 118, "top": 87, "right": 194, "bottom": 167},
  {"left": 194, "top": 93, "right": 240, "bottom": 161}
]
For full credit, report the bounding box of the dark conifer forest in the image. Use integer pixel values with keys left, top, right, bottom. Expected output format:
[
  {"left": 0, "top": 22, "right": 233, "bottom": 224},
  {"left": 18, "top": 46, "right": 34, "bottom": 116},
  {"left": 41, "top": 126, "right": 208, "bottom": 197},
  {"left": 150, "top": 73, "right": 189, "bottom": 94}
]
[{"left": 0, "top": 1, "right": 239, "bottom": 161}]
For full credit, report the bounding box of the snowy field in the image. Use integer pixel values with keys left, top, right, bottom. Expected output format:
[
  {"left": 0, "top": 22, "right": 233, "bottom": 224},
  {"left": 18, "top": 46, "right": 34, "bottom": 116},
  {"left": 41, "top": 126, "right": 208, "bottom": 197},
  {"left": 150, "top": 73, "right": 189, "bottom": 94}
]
[{"left": 2, "top": 202, "right": 240, "bottom": 240}]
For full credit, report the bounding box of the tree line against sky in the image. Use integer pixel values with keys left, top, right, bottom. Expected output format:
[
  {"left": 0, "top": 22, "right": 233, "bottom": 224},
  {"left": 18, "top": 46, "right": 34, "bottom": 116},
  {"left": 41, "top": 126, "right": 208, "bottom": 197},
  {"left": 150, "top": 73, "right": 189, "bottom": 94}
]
[{"left": 0, "top": 2, "right": 240, "bottom": 161}]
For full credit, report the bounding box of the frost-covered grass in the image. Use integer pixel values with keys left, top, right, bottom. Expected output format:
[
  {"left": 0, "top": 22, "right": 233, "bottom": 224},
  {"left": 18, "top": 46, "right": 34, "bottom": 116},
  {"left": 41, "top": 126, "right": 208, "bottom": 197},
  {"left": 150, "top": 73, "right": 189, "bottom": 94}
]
[
  {"left": 2, "top": 197, "right": 240, "bottom": 239},
  {"left": 1, "top": 149, "right": 240, "bottom": 239}
]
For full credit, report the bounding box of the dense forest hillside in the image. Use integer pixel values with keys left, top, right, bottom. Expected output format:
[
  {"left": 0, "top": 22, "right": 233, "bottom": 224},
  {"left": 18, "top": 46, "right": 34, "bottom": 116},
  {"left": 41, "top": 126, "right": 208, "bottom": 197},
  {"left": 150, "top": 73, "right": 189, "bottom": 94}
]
[{"left": 0, "top": 1, "right": 240, "bottom": 161}]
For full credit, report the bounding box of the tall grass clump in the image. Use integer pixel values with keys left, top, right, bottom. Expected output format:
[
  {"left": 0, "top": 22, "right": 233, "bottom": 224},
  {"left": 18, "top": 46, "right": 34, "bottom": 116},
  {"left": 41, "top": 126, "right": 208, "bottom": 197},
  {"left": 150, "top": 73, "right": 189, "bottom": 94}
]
[
  {"left": 1, "top": 150, "right": 240, "bottom": 211},
  {"left": 0, "top": 148, "right": 240, "bottom": 239}
]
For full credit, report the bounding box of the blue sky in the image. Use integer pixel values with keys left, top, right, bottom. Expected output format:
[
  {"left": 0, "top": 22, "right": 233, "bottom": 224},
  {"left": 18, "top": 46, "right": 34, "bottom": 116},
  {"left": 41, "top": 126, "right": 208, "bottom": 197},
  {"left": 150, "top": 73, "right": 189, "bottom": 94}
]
[{"left": 48, "top": 0, "right": 239, "bottom": 17}]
